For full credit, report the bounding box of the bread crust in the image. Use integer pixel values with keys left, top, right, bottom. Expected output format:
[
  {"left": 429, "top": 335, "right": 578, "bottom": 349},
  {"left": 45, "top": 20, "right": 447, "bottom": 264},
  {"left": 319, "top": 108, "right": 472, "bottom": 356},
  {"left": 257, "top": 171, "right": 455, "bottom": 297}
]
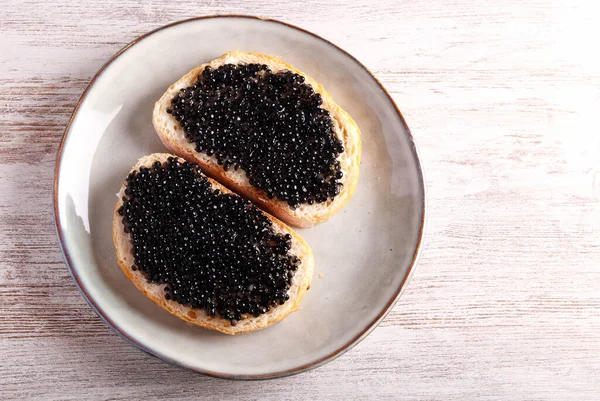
[
  {"left": 152, "top": 51, "right": 361, "bottom": 228},
  {"left": 113, "top": 153, "right": 314, "bottom": 335}
]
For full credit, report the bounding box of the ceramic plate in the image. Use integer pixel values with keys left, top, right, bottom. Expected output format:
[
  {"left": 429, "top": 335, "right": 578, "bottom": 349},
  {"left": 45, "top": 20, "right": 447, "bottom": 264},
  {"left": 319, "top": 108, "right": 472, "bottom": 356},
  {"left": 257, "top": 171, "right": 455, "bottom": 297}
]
[{"left": 54, "top": 15, "right": 425, "bottom": 379}]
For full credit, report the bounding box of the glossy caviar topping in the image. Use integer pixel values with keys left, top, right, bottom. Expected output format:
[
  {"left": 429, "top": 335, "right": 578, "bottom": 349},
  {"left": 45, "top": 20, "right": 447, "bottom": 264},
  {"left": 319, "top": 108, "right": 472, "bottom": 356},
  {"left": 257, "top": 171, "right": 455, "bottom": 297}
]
[
  {"left": 167, "top": 63, "right": 345, "bottom": 208},
  {"left": 118, "top": 158, "right": 299, "bottom": 325}
]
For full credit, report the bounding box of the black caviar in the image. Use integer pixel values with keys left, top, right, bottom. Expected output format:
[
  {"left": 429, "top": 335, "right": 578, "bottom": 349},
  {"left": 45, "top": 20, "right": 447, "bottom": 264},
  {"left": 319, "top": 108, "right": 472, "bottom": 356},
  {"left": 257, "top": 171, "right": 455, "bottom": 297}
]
[
  {"left": 167, "top": 63, "right": 345, "bottom": 208},
  {"left": 118, "top": 158, "right": 300, "bottom": 324}
]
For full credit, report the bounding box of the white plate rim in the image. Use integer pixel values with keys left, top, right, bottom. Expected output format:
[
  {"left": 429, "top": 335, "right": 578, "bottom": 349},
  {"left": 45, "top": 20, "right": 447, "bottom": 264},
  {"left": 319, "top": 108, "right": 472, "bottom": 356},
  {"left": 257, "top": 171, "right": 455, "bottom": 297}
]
[{"left": 53, "top": 14, "right": 426, "bottom": 380}]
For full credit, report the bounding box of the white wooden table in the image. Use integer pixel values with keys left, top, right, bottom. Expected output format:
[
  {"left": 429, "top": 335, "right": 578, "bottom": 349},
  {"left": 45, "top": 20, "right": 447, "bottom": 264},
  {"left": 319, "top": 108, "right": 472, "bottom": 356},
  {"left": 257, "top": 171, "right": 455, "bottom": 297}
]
[{"left": 1, "top": 1, "right": 599, "bottom": 399}]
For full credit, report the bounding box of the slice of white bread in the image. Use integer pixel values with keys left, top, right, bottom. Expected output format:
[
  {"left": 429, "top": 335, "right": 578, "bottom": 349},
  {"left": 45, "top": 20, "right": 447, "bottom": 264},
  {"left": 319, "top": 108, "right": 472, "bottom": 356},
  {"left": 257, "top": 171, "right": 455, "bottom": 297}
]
[
  {"left": 152, "top": 51, "right": 361, "bottom": 228},
  {"left": 113, "top": 153, "right": 314, "bottom": 335}
]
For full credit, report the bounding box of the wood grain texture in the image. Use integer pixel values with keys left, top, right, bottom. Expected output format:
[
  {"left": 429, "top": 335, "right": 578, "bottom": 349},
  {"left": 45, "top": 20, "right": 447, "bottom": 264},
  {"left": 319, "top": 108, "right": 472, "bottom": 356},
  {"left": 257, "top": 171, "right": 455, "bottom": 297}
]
[{"left": 1, "top": 0, "right": 599, "bottom": 399}]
